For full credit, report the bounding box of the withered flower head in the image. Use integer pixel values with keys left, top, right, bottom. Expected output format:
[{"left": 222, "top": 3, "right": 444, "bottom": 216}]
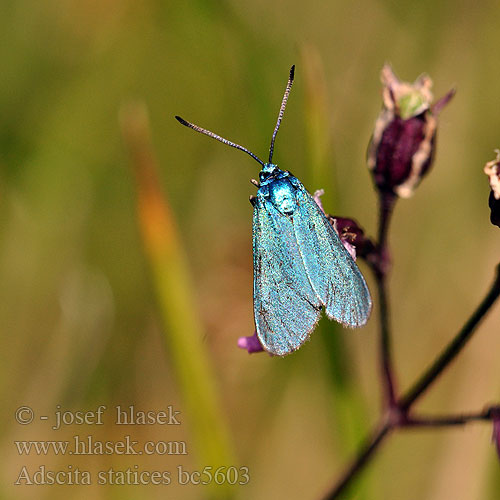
[
  {"left": 367, "top": 64, "right": 455, "bottom": 198},
  {"left": 312, "top": 190, "right": 375, "bottom": 261},
  {"left": 327, "top": 216, "right": 375, "bottom": 261}
]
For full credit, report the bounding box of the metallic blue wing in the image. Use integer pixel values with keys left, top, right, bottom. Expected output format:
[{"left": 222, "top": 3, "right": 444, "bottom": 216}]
[
  {"left": 253, "top": 195, "right": 322, "bottom": 356},
  {"left": 291, "top": 179, "right": 372, "bottom": 327}
]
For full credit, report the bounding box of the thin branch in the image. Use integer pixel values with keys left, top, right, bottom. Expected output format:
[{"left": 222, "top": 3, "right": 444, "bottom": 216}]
[
  {"left": 321, "top": 239, "right": 500, "bottom": 498},
  {"left": 403, "top": 408, "right": 494, "bottom": 428},
  {"left": 321, "top": 404, "right": 499, "bottom": 498},
  {"left": 322, "top": 404, "right": 497, "bottom": 498},
  {"left": 376, "top": 192, "right": 396, "bottom": 260},
  {"left": 399, "top": 263, "right": 500, "bottom": 411},
  {"left": 376, "top": 273, "right": 397, "bottom": 407}
]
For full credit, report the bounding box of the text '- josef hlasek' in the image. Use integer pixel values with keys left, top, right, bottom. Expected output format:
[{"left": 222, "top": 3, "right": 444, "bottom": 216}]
[{"left": 15, "top": 405, "right": 181, "bottom": 429}]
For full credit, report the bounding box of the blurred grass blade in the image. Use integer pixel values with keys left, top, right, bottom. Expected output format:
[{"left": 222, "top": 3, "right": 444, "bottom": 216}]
[
  {"left": 301, "top": 46, "right": 372, "bottom": 497},
  {"left": 121, "top": 102, "right": 235, "bottom": 499},
  {"left": 301, "top": 43, "right": 337, "bottom": 208}
]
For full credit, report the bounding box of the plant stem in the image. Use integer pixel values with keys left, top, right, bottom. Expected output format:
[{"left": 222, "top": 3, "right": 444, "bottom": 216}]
[
  {"left": 322, "top": 249, "right": 500, "bottom": 497},
  {"left": 322, "top": 405, "right": 498, "bottom": 499},
  {"left": 376, "top": 193, "right": 396, "bottom": 258},
  {"left": 376, "top": 273, "right": 397, "bottom": 407},
  {"left": 374, "top": 193, "right": 398, "bottom": 407},
  {"left": 399, "top": 263, "right": 500, "bottom": 411},
  {"left": 321, "top": 421, "right": 392, "bottom": 500}
]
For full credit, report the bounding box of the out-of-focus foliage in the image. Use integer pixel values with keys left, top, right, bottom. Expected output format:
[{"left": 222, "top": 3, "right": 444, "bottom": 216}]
[{"left": 1, "top": 1, "right": 499, "bottom": 499}]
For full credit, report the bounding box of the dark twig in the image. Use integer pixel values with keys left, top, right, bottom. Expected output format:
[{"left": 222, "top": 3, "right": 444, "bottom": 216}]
[
  {"left": 403, "top": 408, "right": 495, "bottom": 428},
  {"left": 374, "top": 192, "right": 398, "bottom": 408},
  {"left": 376, "top": 193, "right": 396, "bottom": 267},
  {"left": 375, "top": 273, "right": 397, "bottom": 408},
  {"left": 322, "top": 263, "right": 500, "bottom": 499}
]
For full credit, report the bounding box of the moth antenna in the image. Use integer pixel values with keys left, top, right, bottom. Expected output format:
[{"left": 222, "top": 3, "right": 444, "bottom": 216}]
[
  {"left": 268, "top": 65, "right": 295, "bottom": 164},
  {"left": 175, "top": 116, "right": 265, "bottom": 167}
]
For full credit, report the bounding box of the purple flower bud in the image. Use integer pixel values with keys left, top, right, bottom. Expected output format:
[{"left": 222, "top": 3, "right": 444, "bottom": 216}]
[
  {"left": 484, "top": 150, "right": 500, "bottom": 228},
  {"left": 237, "top": 331, "right": 266, "bottom": 354},
  {"left": 311, "top": 189, "right": 373, "bottom": 260},
  {"left": 367, "top": 64, "right": 455, "bottom": 198}
]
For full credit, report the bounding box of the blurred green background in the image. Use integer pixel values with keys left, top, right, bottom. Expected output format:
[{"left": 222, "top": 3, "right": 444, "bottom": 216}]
[{"left": 1, "top": 1, "right": 500, "bottom": 499}]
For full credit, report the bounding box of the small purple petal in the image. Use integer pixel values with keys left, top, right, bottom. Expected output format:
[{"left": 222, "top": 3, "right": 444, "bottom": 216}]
[
  {"left": 343, "top": 240, "right": 357, "bottom": 261},
  {"left": 237, "top": 331, "right": 265, "bottom": 354},
  {"left": 313, "top": 189, "right": 326, "bottom": 213}
]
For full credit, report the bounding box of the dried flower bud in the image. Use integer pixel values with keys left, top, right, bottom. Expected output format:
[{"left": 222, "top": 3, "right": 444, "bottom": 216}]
[
  {"left": 484, "top": 150, "right": 500, "bottom": 228},
  {"left": 327, "top": 215, "right": 376, "bottom": 261},
  {"left": 311, "top": 190, "right": 374, "bottom": 260},
  {"left": 367, "top": 64, "right": 455, "bottom": 198}
]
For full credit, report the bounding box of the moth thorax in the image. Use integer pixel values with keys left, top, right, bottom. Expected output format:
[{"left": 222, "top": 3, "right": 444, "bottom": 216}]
[{"left": 269, "top": 178, "right": 297, "bottom": 215}]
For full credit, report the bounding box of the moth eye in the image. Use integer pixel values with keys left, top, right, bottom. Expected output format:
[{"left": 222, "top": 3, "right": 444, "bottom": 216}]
[{"left": 259, "top": 171, "right": 270, "bottom": 182}]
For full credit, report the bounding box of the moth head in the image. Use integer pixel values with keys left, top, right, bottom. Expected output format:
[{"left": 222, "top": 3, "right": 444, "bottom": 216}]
[{"left": 259, "top": 163, "right": 279, "bottom": 183}]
